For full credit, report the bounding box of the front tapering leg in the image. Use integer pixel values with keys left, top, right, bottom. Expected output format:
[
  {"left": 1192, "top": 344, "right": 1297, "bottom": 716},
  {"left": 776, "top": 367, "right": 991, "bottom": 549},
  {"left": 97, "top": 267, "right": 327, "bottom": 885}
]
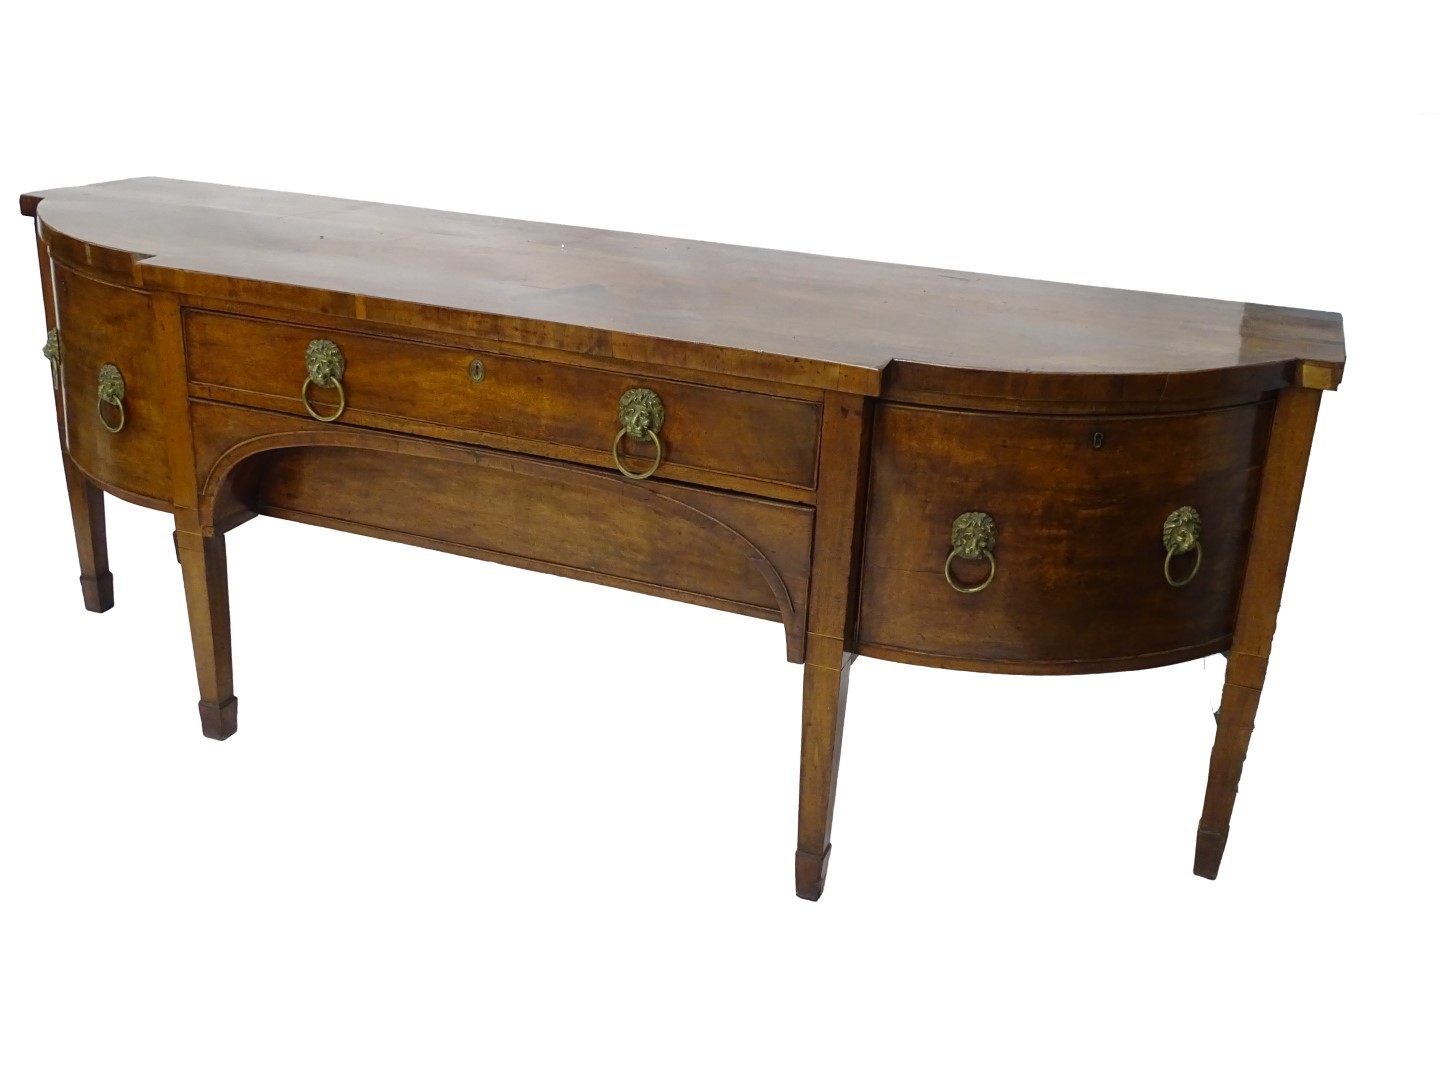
[
  {"left": 1194, "top": 677, "right": 1263, "bottom": 877},
  {"left": 176, "top": 529, "right": 237, "bottom": 740},
  {"left": 39, "top": 242, "right": 111, "bottom": 614},
  {"left": 62, "top": 456, "right": 113, "bottom": 613},
  {"left": 1191, "top": 386, "right": 1323, "bottom": 879},
  {"left": 794, "top": 391, "right": 871, "bottom": 901},
  {"left": 796, "top": 649, "right": 853, "bottom": 901}
]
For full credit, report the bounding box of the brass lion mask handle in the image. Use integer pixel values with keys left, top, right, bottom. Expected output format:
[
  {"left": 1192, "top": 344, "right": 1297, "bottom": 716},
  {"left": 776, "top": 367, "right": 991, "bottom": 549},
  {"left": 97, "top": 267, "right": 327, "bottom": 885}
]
[
  {"left": 944, "top": 511, "right": 997, "bottom": 594},
  {"left": 1162, "top": 506, "right": 1202, "bottom": 587},
  {"left": 301, "top": 339, "right": 347, "bottom": 423},
  {"left": 43, "top": 328, "right": 62, "bottom": 389},
  {"left": 97, "top": 363, "right": 126, "bottom": 434},
  {"left": 612, "top": 387, "right": 665, "bottom": 479}
]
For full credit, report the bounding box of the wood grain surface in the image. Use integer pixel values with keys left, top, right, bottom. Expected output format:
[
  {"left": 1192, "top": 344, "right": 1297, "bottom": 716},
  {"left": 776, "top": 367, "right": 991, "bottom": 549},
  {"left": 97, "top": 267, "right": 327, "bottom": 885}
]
[
  {"left": 20, "top": 178, "right": 1348, "bottom": 897},
  {"left": 53, "top": 262, "right": 173, "bottom": 505},
  {"left": 26, "top": 178, "right": 1344, "bottom": 399},
  {"left": 186, "top": 400, "right": 814, "bottom": 659},
  {"left": 185, "top": 310, "right": 821, "bottom": 498},
  {"left": 858, "top": 401, "right": 1272, "bottom": 667}
]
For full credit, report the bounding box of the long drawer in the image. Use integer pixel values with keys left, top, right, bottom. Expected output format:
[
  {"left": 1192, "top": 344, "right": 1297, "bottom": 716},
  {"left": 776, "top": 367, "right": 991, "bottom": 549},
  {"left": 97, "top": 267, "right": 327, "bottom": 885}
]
[{"left": 183, "top": 311, "right": 821, "bottom": 499}]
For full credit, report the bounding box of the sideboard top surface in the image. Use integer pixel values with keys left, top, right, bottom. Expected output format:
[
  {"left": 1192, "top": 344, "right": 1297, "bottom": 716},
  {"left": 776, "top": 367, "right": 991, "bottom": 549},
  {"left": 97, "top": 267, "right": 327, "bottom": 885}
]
[{"left": 23, "top": 177, "right": 1345, "bottom": 397}]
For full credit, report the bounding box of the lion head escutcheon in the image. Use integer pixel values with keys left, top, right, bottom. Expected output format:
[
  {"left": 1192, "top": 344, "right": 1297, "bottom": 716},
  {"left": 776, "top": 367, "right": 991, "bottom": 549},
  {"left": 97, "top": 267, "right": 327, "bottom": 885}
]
[
  {"left": 305, "top": 338, "right": 346, "bottom": 388},
  {"left": 43, "top": 328, "right": 62, "bottom": 388},
  {"left": 1162, "top": 506, "right": 1202, "bottom": 587},
  {"left": 945, "top": 511, "right": 998, "bottom": 594},
  {"left": 613, "top": 387, "right": 666, "bottom": 480},
  {"left": 618, "top": 387, "right": 664, "bottom": 439},
  {"left": 96, "top": 363, "right": 126, "bottom": 433},
  {"left": 301, "top": 338, "right": 347, "bottom": 422}
]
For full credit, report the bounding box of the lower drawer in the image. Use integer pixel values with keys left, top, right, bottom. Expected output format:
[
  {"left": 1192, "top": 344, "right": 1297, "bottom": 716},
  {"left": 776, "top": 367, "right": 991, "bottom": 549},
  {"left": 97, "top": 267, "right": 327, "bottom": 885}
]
[
  {"left": 857, "top": 401, "right": 1273, "bottom": 669},
  {"left": 188, "top": 401, "right": 813, "bottom": 656}
]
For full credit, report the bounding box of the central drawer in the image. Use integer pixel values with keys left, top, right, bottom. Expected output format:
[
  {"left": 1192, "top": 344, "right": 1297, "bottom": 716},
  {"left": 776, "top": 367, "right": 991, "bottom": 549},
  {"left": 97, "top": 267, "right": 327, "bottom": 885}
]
[{"left": 183, "top": 311, "right": 821, "bottom": 498}]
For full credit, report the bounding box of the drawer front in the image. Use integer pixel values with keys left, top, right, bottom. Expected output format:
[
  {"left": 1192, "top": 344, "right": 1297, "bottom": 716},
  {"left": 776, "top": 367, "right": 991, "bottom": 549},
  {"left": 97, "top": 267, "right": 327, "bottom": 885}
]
[
  {"left": 184, "top": 312, "right": 821, "bottom": 496},
  {"left": 53, "top": 263, "right": 172, "bottom": 505},
  {"left": 858, "top": 401, "right": 1273, "bottom": 667}
]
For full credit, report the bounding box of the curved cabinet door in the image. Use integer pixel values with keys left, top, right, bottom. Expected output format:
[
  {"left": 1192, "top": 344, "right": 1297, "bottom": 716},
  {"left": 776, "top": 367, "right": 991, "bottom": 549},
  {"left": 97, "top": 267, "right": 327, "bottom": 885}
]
[
  {"left": 857, "top": 400, "right": 1274, "bottom": 670},
  {"left": 52, "top": 261, "right": 172, "bottom": 506}
]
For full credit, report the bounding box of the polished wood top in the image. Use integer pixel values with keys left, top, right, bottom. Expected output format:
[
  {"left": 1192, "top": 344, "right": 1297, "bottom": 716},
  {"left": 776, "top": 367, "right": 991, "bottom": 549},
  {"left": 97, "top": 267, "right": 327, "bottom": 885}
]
[{"left": 23, "top": 178, "right": 1344, "bottom": 397}]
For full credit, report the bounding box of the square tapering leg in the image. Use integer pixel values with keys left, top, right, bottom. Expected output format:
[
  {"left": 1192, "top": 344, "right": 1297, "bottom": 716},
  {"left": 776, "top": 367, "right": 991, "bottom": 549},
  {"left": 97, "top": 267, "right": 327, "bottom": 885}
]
[
  {"left": 1191, "top": 388, "right": 1322, "bottom": 880},
  {"left": 1194, "top": 680, "right": 1262, "bottom": 878},
  {"left": 796, "top": 652, "right": 852, "bottom": 901},
  {"left": 176, "top": 530, "right": 238, "bottom": 741},
  {"left": 63, "top": 457, "right": 113, "bottom": 613}
]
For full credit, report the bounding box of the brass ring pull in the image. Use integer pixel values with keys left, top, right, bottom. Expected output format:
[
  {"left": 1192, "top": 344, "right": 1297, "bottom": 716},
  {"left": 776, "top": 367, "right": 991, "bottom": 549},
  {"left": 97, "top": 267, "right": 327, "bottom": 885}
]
[
  {"left": 97, "top": 363, "right": 126, "bottom": 434},
  {"left": 301, "top": 375, "right": 347, "bottom": 422},
  {"left": 1164, "top": 543, "right": 1203, "bottom": 587},
  {"left": 944, "top": 546, "right": 996, "bottom": 594},
  {"left": 612, "top": 387, "right": 665, "bottom": 480},
  {"left": 945, "top": 511, "right": 997, "bottom": 594},
  {"left": 1162, "top": 506, "right": 1202, "bottom": 588},
  {"left": 302, "top": 339, "right": 347, "bottom": 423},
  {"left": 612, "top": 427, "right": 663, "bottom": 480}
]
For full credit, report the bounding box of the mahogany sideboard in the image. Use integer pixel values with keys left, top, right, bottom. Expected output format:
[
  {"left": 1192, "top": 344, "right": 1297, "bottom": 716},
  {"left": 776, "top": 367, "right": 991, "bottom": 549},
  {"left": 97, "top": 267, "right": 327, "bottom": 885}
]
[{"left": 21, "top": 178, "right": 1344, "bottom": 899}]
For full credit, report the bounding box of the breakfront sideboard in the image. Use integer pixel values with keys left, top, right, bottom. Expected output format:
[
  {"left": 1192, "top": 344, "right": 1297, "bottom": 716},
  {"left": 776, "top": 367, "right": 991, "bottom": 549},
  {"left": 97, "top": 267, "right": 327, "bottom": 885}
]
[{"left": 21, "top": 179, "right": 1344, "bottom": 899}]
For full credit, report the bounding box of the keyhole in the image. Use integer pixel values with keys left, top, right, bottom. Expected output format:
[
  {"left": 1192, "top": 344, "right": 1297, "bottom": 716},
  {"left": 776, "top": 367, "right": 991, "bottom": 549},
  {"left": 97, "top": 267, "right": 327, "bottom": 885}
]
[
  {"left": 468, "top": 358, "right": 486, "bottom": 383},
  {"left": 1092, "top": 431, "right": 1105, "bottom": 450}
]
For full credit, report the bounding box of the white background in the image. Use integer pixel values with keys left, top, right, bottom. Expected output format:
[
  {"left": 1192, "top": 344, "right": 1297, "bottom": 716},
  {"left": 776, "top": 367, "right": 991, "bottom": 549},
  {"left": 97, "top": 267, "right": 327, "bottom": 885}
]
[{"left": 1, "top": 3, "right": 1436, "bottom": 1076}]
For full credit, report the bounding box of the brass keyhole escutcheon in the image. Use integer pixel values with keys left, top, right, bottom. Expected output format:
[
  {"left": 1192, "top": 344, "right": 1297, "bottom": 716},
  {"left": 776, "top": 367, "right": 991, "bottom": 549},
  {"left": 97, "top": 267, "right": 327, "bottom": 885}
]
[{"left": 468, "top": 358, "right": 486, "bottom": 383}]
